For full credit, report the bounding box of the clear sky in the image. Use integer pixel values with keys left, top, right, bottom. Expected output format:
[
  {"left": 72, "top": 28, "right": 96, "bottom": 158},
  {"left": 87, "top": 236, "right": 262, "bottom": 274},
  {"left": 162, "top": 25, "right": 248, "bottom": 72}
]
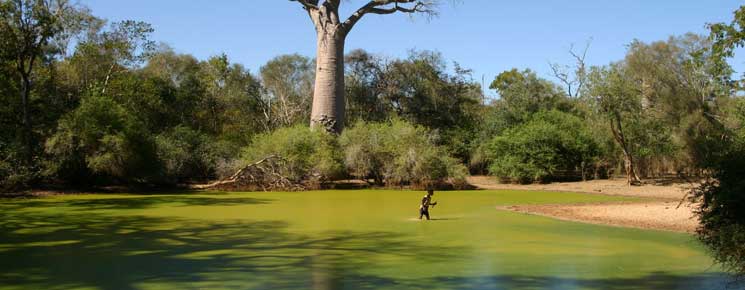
[{"left": 79, "top": 0, "right": 743, "bottom": 95}]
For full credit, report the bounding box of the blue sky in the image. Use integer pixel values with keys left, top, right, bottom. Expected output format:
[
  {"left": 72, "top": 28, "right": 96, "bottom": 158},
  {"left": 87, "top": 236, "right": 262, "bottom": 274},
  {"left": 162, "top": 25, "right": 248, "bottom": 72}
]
[{"left": 79, "top": 1, "right": 743, "bottom": 95}]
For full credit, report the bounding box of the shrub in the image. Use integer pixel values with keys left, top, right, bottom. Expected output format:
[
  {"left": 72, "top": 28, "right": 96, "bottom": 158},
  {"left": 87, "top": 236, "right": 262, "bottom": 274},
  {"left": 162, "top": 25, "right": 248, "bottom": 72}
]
[
  {"left": 155, "top": 126, "right": 218, "bottom": 182},
  {"left": 0, "top": 144, "right": 38, "bottom": 192},
  {"left": 339, "top": 120, "right": 468, "bottom": 188},
  {"left": 338, "top": 122, "right": 390, "bottom": 184},
  {"left": 692, "top": 100, "right": 745, "bottom": 275},
  {"left": 240, "top": 125, "right": 343, "bottom": 184},
  {"left": 486, "top": 110, "right": 602, "bottom": 183},
  {"left": 45, "top": 92, "right": 160, "bottom": 184}
]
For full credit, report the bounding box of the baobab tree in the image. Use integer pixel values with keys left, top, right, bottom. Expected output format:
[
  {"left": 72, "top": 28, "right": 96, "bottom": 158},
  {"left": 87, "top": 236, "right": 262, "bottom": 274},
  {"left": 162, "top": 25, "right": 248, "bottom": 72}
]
[{"left": 290, "top": 0, "right": 438, "bottom": 133}]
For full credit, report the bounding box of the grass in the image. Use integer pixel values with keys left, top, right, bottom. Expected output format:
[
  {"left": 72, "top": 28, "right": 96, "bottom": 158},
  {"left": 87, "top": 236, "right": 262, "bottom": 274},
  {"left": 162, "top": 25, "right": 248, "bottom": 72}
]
[{"left": 0, "top": 189, "right": 733, "bottom": 290}]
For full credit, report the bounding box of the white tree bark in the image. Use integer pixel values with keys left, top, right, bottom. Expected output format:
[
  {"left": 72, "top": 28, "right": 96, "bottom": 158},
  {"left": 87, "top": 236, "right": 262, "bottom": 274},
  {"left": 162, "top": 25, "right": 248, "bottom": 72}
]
[
  {"left": 310, "top": 29, "right": 346, "bottom": 133},
  {"left": 291, "top": 0, "right": 437, "bottom": 133}
]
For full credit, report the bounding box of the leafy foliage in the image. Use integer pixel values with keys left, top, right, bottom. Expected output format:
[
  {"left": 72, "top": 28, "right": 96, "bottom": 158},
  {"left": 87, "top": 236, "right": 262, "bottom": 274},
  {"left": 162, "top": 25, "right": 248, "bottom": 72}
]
[
  {"left": 240, "top": 126, "right": 344, "bottom": 184},
  {"left": 486, "top": 110, "right": 603, "bottom": 183},
  {"left": 260, "top": 54, "right": 314, "bottom": 128},
  {"left": 689, "top": 5, "right": 745, "bottom": 277},
  {"left": 345, "top": 50, "right": 483, "bottom": 162},
  {"left": 45, "top": 91, "right": 159, "bottom": 183},
  {"left": 471, "top": 69, "right": 579, "bottom": 174},
  {"left": 340, "top": 120, "right": 468, "bottom": 188},
  {"left": 155, "top": 126, "right": 219, "bottom": 183},
  {"left": 584, "top": 39, "right": 706, "bottom": 183},
  {"left": 489, "top": 68, "right": 570, "bottom": 122},
  {"left": 692, "top": 101, "right": 745, "bottom": 275}
]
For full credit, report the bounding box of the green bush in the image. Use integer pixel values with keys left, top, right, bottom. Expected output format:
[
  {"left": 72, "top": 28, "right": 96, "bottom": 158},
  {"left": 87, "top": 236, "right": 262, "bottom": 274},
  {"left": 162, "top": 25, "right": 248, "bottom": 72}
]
[
  {"left": 155, "top": 126, "right": 218, "bottom": 182},
  {"left": 240, "top": 125, "right": 343, "bottom": 183},
  {"left": 692, "top": 99, "right": 745, "bottom": 275},
  {"left": 45, "top": 92, "right": 160, "bottom": 183},
  {"left": 487, "top": 110, "right": 602, "bottom": 183},
  {"left": 338, "top": 122, "right": 391, "bottom": 184},
  {"left": 339, "top": 120, "right": 468, "bottom": 188},
  {"left": 0, "top": 144, "right": 38, "bottom": 192}
]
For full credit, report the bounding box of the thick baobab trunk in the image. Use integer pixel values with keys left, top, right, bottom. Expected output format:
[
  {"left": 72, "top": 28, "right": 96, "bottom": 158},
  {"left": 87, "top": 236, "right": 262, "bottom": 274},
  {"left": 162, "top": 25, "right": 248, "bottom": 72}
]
[
  {"left": 295, "top": 0, "right": 433, "bottom": 132},
  {"left": 310, "top": 30, "right": 346, "bottom": 134}
]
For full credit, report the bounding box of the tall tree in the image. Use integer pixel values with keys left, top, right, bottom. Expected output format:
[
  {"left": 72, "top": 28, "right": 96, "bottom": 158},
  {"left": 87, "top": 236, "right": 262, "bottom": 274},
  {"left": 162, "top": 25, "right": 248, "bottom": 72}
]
[
  {"left": 66, "top": 20, "right": 154, "bottom": 95},
  {"left": 344, "top": 49, "right": 388, "bottom": 124},
  {"left": 0, "top": 0, "right": 89, "bottom": 163},
  {"left": 260, "top": 54, "right": 314, "bottom": 128},
  {"left": 289, "top": 0, "right": 438, "bottom": 133},
  {"left": 586, "top": 64, "right": 644, "bottom": 185}
]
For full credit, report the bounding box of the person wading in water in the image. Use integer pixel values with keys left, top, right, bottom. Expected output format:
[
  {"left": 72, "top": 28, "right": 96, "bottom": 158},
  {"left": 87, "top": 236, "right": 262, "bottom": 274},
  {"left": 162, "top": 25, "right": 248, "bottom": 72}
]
[{"left": 419, "top": 189, "right": 438, "bottom": 220}]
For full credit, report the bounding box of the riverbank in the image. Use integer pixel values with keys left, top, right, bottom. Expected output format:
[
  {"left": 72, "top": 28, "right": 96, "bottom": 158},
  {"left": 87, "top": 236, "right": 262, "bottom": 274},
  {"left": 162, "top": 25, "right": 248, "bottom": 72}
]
[{"left": 468, "top": 176, "right": 700, "bottom": 233}]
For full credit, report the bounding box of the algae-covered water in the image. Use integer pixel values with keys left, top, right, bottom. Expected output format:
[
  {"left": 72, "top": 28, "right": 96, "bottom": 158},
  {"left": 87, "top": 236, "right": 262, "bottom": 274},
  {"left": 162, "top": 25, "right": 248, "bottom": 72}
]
[{"left": 0, "top": 190, "right": 732, "bottom": 289}]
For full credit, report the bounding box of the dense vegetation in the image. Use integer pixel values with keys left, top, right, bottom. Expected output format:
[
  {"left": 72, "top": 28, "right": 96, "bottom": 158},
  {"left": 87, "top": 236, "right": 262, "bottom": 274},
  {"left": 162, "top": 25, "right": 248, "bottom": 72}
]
[
  {"left": 340, "top": 120, "right": 468, "bottom": 188},
  {"left": 0, "top": 1, "right": 741, "bottom": 192},
  {"left": 486, "top": 110, "right": 605, "bottom": 183},
  {"left": 688, "top": 6, "right": 745, "bottom": 277}
]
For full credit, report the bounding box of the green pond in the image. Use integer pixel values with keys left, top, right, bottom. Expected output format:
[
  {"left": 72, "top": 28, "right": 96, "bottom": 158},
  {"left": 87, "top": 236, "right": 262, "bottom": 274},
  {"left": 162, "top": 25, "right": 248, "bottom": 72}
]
[{"left": 0, "top": 190, "right": 734, "bottom": 290}]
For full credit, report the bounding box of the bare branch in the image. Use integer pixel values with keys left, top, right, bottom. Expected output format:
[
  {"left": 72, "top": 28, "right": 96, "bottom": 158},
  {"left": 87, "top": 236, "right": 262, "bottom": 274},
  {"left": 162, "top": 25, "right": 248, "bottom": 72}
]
[
  {"left": 341, "top": 0, "right": 438, "bottom": 34},
  {"left": 570, "top": 39, "right": 591, "bottom": 97},
  {"left": 549, "top": 62, "right": 573, "bottom": 96},
  {"left": 549, "top": 38, "right": 592, "bottom": 98},
  {"left": 289, "top": 0, "right": 319, "bottom": 11}
]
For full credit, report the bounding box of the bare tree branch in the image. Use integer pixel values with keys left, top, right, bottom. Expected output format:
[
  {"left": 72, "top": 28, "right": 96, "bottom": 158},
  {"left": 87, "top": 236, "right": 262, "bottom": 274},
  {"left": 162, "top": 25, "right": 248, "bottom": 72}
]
[
  {"left": 289, "top": 0, "right": 319, "bottom": 11},
  {"left": 570, "top": 40, "right": 591, "bottom": 97},
  {"left": 341, "top": 0, "right": 437, "bottom": 34},
  {"left": 549, "top": 39, "right": 591, "bottom": 98}
]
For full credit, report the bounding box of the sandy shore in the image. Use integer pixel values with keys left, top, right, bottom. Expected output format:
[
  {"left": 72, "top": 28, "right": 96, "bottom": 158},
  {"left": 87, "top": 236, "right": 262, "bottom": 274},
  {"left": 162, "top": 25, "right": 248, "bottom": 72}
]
[
  {"left": 505, "top": 201, "right": 698, "bottom": 233},
  {"left": 467, "top": 176, "right": 696, "bottom": 200},
  {"left": 468, "top": 176, "right": 700, "bottom": 233}
]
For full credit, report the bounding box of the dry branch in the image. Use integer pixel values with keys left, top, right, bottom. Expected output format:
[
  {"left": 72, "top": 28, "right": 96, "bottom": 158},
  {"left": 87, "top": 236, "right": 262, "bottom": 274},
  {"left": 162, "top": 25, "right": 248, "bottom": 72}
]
[{"left": 193, "top": 155, "right": 307, "bottom": 191}]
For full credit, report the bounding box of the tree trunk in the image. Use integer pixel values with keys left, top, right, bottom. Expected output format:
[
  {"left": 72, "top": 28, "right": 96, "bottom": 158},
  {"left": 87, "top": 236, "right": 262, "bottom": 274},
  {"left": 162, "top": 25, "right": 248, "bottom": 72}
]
[
  {"left": 622, "top": 149, "right": 642, "bottom": 186},
  {"left": 609, "top": 114, "right": 641, "bottom": 186},
  {"left": 310, "top": 30, "right": 346, "bottom": 134},
  {"left": 20, "top": 75, "right": 33, "bottom": 164}
]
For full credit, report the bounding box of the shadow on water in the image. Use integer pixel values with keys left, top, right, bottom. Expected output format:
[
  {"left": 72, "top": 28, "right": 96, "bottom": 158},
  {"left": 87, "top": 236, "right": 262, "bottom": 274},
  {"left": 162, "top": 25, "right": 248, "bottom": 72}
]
[
  {"left": 0, "top": 204, "right": 453, "bottom": 290},
  {"left": 0, "top": 195, "right": 273, "bottom": 210},
  {"left": 0, "top": 196, "right": 739, "bottom": 290}
]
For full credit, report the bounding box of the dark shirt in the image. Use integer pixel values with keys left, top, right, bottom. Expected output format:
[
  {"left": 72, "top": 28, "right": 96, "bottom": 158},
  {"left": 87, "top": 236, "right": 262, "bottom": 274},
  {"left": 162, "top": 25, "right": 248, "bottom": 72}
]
[{"left": 421, "top": 195, "right": 435, "bottom": 211}]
